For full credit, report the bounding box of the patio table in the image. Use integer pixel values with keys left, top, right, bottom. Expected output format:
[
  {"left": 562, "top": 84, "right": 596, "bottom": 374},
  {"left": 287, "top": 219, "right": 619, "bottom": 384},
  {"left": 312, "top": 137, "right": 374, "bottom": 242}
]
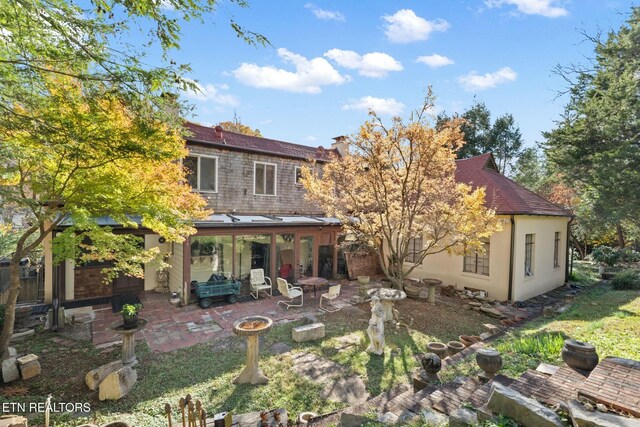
[{"left": 297, "top": 276, "right": 329, "bottom": 298}]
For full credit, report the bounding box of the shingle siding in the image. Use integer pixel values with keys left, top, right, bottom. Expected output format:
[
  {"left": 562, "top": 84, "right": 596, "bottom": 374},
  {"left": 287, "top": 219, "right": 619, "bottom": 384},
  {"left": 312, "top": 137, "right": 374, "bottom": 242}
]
[{"left": 187, "top": 144, "right": 324, "bottom": 215}]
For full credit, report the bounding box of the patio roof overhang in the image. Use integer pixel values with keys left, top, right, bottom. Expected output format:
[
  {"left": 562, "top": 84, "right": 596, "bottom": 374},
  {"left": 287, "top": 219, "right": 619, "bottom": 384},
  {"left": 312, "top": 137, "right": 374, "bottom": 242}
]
[{"left": 193, "top": 214, "right": 342, "bottom": 228}]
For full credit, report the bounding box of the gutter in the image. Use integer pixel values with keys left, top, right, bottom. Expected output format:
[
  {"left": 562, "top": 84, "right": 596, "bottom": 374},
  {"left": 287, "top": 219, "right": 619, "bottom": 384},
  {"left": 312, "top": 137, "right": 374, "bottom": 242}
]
[
  {"left": 566, "top": 217, "right": 574, "bottom": 283},
  {"left": 508, "top": 215, "right": 515, "bottom": 301}
]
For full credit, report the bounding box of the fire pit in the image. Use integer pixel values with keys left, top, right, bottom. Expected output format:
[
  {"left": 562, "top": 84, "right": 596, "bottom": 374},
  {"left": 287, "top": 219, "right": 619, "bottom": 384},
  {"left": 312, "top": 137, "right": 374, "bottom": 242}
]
[{"left": 232, "top": 316, "right": 273, "bottom": 384}]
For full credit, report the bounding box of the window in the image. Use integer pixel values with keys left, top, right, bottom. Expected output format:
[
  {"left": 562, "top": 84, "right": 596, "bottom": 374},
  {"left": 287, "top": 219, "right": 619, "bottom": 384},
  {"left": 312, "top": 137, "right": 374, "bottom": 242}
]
[
  {"left": 254, "top": 162, "right": 276, "bottom": 195},
  {"left": 553, "top": 232, "right": 561, "bottom": 268},
  {"left": 184, "top": 155, "right": 217, "bottom": 192},
  {"left": 295, "top": 166, "right": 303, "bottom": 186},
  {"left": 463, "top": 240, "right": 490, "bottom": 276},
  {"left": 525, "top": 234, "right": 535, "bottom": 276},
  {"left": 406, "top": 237, "right": 423, "bottom": 263}
]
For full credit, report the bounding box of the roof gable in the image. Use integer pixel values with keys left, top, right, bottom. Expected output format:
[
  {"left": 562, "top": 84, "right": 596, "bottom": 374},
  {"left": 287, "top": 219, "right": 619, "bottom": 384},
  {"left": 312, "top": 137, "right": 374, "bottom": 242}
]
[
  {"left": 455, "top": 153, "right": 570, "bottom": 217},
  {"left": 184, "top": 121, "right": 338, "bottom": 162}
]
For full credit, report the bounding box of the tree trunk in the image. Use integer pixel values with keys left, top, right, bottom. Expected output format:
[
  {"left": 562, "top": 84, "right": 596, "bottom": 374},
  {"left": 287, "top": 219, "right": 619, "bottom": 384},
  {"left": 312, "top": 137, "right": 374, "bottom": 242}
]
[
  {"left": 0, "top": 259, "right": 22, "bottom": 355},
  {"left": 571, "top": 235, "right": 585, "bottom": 259},
  {"left": 616, "top": 223, "right": 625, "bottom": 249}
]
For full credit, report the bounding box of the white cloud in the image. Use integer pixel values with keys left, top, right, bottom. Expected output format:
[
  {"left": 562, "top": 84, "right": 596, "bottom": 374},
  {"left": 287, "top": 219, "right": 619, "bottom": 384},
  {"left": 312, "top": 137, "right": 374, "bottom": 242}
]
[
  {"left": 304, "top": 3, "right": 345, "bottom": 22},
  {"left": 458, "top": 67, "right": 517, "bottom": 91},
  {"left": 382, "top": 9, "right": 450, "bottom": 44},
  {"left": 185, "top": 82, "right": 239, "bottom": 106},
  {"left": 324, "top": 49, "right": 403, "bottom": 78},
  {"left": 485, "top": 0, "right": 568, "bottom": 17},
  {"left": 304, "top": 136, "right": 318, "bottom": 142},
  {"left": 259, "top": 119, "right": 272, "bottom": 125},
  {"left": 233, "top": 48, "right": 349, "bottom": 94},
  {"left": 416, "top": 54, "right": 454, "bottom": 68},
  {"left": 342, "top": 96, "right": 405, "bottom": 116}
]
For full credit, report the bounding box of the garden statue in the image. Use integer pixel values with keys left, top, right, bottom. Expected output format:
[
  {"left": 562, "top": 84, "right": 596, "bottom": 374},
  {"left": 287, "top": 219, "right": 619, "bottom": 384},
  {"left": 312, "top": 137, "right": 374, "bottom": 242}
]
[
  {"left": 367, "top": 296, "right": 385, "bottom": 355},
  {"left": 420, "top": 353, "right": 442, "bottom": 382}
]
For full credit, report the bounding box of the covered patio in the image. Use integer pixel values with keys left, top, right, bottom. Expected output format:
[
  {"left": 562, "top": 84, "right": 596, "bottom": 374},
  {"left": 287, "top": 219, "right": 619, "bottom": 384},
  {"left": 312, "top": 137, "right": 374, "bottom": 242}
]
[{"left": 90, "top": 281, "right": 359, "bottom": 353}]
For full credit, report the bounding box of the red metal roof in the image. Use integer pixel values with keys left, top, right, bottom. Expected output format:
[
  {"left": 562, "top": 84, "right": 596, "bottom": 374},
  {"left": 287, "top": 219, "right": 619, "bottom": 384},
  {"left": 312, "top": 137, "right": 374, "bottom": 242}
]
[
  {"left": 184, "top": 121, "right": 338, "bottom": 162},
  {"left": 456, "top": 153, "right": 571, "bottom": 216}
]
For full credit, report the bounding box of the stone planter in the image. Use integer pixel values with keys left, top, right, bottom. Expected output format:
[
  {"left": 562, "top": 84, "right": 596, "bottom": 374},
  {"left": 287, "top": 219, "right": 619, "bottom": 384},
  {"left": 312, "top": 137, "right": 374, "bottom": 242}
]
[
  {"left": 476, "top": 348, "right": 502, "bottom": 379},
  {"left": 427, "top": 342, "right": 449, "bottom": 359},
  {"left": 459, "top": 335, "right": 482, "bottom": 347},
  {"left": 357, "top": 276, "right": 370, "bottom": 285},
  {"left": 297, "top": 412, "right": 318, "bottom": 425},
  {"left": 562, "top": 339, "right": 599, "bottom": 372},
  {"left": 404, "top": 284, "right": 422, "bottom": 299},
  {"left": 447, "top": 341, "right": 465, "bottom": 356}
]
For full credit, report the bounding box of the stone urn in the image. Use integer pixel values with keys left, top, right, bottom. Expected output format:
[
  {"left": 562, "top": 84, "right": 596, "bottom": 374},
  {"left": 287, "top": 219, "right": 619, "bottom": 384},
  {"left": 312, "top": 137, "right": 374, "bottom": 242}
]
[
  {"left": 427, "top": 342, "right": 449, "bottom": 359},
  {"left": 357, "top": 276, "right": 370, "bottom": 284},
  {"left": 562, "top": 339, "right": 599, "bottom": 372},
  {"left": 297, "top": 412, "right": 318, "bottom": 425},
  {"left": 476, "top": 348, "right": 502, "bottom": 379},
  {"left": 419, "top": 353, "right": 442, "bottom": 382},
  {"left": 404, "top": 283, "right": 422, "bottom": 299},
  {"left": 447, "top": 341, "right": 465, "bottom": 356}
]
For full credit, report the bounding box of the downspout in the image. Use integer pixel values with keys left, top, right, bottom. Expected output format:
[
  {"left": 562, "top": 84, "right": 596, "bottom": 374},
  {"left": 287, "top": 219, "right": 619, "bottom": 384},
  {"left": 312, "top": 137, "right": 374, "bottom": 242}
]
[
  {"left": 566, "top": 217, "right": 574, "bottom": 283},
  {"left": 507, "top": 215, "right": 515, "bottom": 302}
]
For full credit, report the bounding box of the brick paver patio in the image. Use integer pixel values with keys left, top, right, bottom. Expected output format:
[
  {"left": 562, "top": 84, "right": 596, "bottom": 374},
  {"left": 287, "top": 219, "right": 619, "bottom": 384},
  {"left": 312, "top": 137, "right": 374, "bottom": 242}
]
[{"left": 91, "top": 281, "right": 358, "bottom": 352}]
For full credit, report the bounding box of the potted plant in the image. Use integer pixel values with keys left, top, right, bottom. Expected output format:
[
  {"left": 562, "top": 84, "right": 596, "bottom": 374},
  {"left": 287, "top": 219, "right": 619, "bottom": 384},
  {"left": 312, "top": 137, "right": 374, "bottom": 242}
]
[{"left": 120, "top": 303, "right": 143, "bottom": 329}]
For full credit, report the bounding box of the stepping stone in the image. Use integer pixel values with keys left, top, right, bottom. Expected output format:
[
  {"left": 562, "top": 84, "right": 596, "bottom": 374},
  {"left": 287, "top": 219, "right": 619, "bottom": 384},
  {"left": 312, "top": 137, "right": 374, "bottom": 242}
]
[
  {"left": 563, "top": 399, "right": 640, "bottom": 427},
  {"left": 536, "top": 363, "right": 559, "bottom": 376},
  {"left": 268, "top": 342, "right": 291, "bottom": 354},
  {"left": 488, "top": 383, "right": 564, "bottom": 427},
  {"left": 320, "top": 375, "right": 368, "bottom": 405}
]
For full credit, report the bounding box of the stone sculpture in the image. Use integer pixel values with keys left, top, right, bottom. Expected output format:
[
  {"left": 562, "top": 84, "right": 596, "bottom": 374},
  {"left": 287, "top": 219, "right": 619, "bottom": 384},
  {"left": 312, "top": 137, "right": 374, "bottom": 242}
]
[
  {"left": 420, "top": 353, "right": 442, "bottom": 382},
  {"left": 367, "top": 296, "right": 385, "bottom": 355}
]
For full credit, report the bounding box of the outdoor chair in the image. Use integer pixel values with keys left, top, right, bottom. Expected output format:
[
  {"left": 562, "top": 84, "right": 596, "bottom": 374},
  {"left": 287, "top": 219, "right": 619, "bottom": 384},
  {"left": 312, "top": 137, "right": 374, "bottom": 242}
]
[
  {"left": 277, "top": 278, "right": 303, "bottom": 309},
  {"left": 320, "top": 284, "right": 341, "bottom": 313},
  {"left": 250, "top": 268, "right": 273, "bottom": 299}
]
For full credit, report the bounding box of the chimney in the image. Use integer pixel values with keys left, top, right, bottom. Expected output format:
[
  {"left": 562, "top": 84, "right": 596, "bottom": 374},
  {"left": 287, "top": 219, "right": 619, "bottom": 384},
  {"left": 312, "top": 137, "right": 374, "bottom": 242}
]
[
  {"left": 214, "top": 125, "right": 224, "bottom": 140},
  {"left": 331, "top": 135, "right": 349, "bottom": 157}
]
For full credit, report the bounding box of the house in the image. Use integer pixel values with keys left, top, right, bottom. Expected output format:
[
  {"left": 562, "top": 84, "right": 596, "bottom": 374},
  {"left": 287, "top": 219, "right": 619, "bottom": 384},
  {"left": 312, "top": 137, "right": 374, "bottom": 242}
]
[
  {"left": 405, "top": 153, "right": 572, "bottom": 302},
  {"left": 46, "top": 123, "right": 348, "bottom": 305}
]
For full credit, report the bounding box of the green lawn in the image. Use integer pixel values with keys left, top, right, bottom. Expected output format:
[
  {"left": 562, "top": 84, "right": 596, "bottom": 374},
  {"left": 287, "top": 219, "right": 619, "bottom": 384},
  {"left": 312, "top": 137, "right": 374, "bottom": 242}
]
[{"left": 442, "top": 261, "right": 640, "bottom": 380}]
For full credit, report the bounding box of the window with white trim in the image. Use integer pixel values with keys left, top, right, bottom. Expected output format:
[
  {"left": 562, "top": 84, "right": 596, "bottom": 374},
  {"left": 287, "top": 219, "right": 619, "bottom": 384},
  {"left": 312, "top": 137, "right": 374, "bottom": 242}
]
[
  {"left": 525, "top": 234, "right": 535, "bottom": 276},
  {"left": 254, "top": 162, "right": 276, "bottom": 195},
  {"left": 406, "top": 237, "right": 423, "bottom": 263},
  {"left": 184, "top": 155, "right": 217, "bottom": 192},
  {"left": 463, "top": 240, "right": 490, "bottom": 276}
]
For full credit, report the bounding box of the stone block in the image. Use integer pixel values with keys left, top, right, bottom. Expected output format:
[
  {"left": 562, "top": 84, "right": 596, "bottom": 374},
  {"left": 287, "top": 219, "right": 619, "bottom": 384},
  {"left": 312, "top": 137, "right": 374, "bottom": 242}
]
[
  {"left": 412, "top": 374, "right": 429, "bottom": 392},
  {"left": 98, "top": 366, "right": 137, "bottom": 401},
  {"left": 0, "top": 415, "right": 28, "bottom": 427},
  {"left": 1, "top": 358, "right": 19, "bottom": 383},
  {"left": 85, "top": 360, "right": 123, "bottom": 391},
  {"left": 449, "top": 407, "right": 478, "bottom": 427},
  {"left": 377, "top": 412, "right": 398, "bottom": 424},
  {"left": 45, "top": 307, "right": 65, "bottom": 330},
  {"left": 487, "top": 383, "right": 563, "bottom": 427},
  {"left": 1, "top": 347, "right": 17, "bottom": 361},
  {"left": 563, "top": 399, "right": 640, "bottom": 427},
  {"left": 292, "top": 322, "right": 325, "bottom": 342},
  {"left": 481, "top": 306, "right": 505, "bottom": 319},
  {"left": 17, "top": 355, "right": 40, "bottom": 380}
]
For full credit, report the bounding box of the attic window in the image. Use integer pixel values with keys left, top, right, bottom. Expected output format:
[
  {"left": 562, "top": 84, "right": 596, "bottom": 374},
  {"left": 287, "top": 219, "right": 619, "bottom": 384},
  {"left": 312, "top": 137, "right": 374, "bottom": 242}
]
[{"left": 484, "top": 156, "right": 499, "bottom": 172}]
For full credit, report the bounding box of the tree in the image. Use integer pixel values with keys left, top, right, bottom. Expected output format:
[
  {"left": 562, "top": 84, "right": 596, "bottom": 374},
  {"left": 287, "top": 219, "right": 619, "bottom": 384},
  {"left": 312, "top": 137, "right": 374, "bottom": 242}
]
[
  {"left": 301, "top": 95, "right": 500, "bottom": 290},
  {"left": 490, "top": 113, "right": 523, "bottom": 175},
  {"left": 218, "top": 116, "right": 262, "bottom": 137},
  {"left": 544, "top": 6, "right": 640, "bottom": 248},
  {"left": 438, "top": 101, "right": 523, "bottom": 174},
  {"left": 0, "top": 0, "right": 266, "bottom": 355}
]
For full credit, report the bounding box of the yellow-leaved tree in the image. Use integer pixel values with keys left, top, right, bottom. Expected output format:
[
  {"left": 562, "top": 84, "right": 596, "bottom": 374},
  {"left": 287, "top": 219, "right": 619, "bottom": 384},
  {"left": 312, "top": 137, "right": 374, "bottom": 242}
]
[{"left": 301, "top": 95, "right": 501, "bottom": 290}]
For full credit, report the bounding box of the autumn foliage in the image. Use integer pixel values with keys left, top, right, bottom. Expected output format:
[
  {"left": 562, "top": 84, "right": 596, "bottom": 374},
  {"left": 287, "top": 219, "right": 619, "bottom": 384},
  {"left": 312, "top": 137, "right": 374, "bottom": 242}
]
[{"left": 301, "top": 98, "right": 500, "bottom": 289}]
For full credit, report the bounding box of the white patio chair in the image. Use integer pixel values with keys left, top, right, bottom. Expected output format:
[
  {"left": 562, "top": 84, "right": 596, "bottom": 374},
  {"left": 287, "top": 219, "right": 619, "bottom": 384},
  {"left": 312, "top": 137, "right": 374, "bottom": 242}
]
[
  {"left": 250, "top": 268, "right": 273, "bottom": 299},
  {"left": 277, "top": 278, "right": 303, "bottom": 309},
  {"left": 320, "top": 284, "right": 341, "bottom": 312}
]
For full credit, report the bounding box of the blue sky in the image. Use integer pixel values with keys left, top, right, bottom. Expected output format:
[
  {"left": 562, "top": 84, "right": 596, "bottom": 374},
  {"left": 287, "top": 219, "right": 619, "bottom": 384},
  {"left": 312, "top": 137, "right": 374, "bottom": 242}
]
[{"left": 163, "top": 0, "right": 636, "bottom": 149}]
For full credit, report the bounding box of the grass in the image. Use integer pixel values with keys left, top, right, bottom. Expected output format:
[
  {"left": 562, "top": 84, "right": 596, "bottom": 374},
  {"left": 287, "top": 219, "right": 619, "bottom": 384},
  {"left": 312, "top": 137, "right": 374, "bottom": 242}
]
[
  {"left": 2, "top": 300, "right": 492, "bottom": 426},
  {"left": 442, "top": 261, "right": 640, "bottom": 380}
]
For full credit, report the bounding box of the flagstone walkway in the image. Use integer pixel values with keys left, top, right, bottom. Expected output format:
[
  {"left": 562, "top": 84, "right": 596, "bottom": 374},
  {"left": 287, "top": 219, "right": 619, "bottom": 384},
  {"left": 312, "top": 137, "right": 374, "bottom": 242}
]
[{"left": 90, "top": 281, "right": 358, "bottom": 353}]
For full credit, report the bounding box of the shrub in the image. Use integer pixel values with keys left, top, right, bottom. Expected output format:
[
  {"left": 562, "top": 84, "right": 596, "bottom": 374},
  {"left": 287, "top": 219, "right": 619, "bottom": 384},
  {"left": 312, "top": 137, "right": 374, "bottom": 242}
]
[
  {"left": 590, "top": 246, "right": 621, "bottom": 267},
  {"left": 611, "top": 269, "right": 640, "bottom": 290}
]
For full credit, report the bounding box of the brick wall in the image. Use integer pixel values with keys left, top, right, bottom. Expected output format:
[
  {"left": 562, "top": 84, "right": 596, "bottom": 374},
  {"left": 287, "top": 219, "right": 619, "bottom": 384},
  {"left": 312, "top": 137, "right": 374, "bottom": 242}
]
[
  {"left": 187, "top": 145, "right": 325, "bottom": 215},
  {"left": 74, "top": 267, "right": 112, "bottom": 299}
]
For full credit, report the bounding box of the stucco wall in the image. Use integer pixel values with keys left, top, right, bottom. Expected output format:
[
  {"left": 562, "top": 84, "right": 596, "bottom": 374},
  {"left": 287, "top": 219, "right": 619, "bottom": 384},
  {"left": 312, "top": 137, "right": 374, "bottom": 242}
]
[
  {"left": 405, "top": 216, "right": 512, "bottom": 301},
  {"left": 166, "top": 240, "right": 183, "bottom": 295},
  {"left": 511, "top": 215, "right": 569, "bottom": 301},
  {"left": 187, "top": 144, "right": 324, "bottom": 215}
]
